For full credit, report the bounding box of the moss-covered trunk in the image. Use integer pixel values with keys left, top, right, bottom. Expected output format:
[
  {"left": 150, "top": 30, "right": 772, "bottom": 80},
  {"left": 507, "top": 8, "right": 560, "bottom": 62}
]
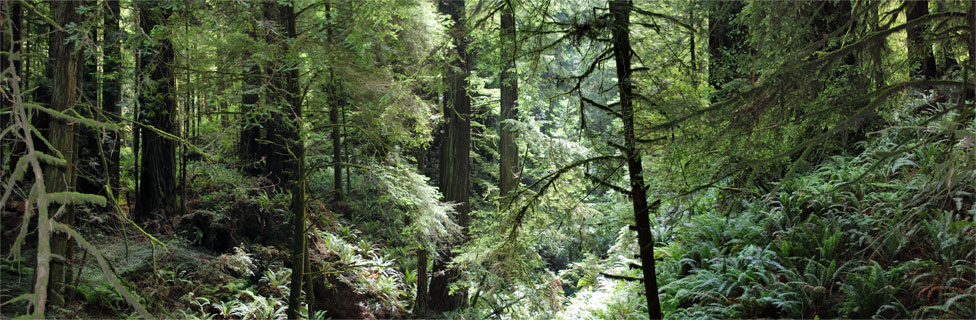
[
  {"left": 136, "top": 1, "right": 177, "bottom": 221},
  {"left": 1, "top": 0, "right": 24, "bottom": 173},
  {"left": 46, "top": 0, "right": 81, "bottom": 306}
]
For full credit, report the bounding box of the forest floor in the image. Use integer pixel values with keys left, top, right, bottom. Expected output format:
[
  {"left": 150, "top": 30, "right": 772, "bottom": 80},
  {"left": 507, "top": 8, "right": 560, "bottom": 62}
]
[{"left": 1, "top": 173, "right": 410, "bottom": 320}]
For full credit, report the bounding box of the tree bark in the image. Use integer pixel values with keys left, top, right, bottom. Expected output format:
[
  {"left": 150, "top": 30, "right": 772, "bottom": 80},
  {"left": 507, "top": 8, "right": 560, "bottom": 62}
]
[
  {"left": 105, "top": 0, "right": 122, "bottom": 198},
  {"left": 260, "top": 2, "right": 305, "bottom": 318},
  {"left": 77, "top": 12, "right": 103, "bottom": 204},
  {"left": 238, "top": 61, "right": 261, "bottom": 169},
  {"left": 330, "top": 84, "right": 342, "bottom": 203},
  {"left": 415, "top": 248, "right": 429, "bottom": 318},
  {"left": 706, "top": 0, "right": 745, "bottom": 102},
  {"left": 907, "top": 0, "right": 937, "bottom": 79},
  {"left": 429, "top": 0, "right": 471, "bottom": 312},
  {"left": 1, "top": 0, "right": 23, "bottom": 173},
  {"left": 610, "top": 1, "right": 662, "bottom": 318},
  {"left": 136, "top": 1, "right": 178, "bottom": 222},
  {"left": 499, "top": 2, "right": 519, "bottom": 198},
  {"left": 328, "top": 2, "right": 343, "bottom": 203},
  {"left": 305, "top": 242, "right": 316, "bottom": 318},
  {"left": 262, "top": 0, "right": 291, "bottom": 188},
  {"left": 47, "top": 0, "right": 82, "bottom": 306}
]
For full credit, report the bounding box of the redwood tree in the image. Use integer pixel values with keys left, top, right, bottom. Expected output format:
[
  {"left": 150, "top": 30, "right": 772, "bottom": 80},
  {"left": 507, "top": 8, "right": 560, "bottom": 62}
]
[
  {"left": 136, "top": 1, "right": 178, "bottom": 221},
  {"left": 46, "top": 0, "right": 82, "bottom": 305},
  {"left": 429, "top": 0, "right": 472, "bottom": 312},
  {"left": 499, "top": 0, "right": 519, "bottom": 198}
]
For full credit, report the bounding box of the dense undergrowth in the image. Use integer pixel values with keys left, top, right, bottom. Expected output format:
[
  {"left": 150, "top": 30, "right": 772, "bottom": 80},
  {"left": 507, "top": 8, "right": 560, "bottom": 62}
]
[
  {"left": 556, "top": 101, "right": 976, "bottom": 319},
  {"left": 3, "top": 93, "right": 973, "bottom": 320}
]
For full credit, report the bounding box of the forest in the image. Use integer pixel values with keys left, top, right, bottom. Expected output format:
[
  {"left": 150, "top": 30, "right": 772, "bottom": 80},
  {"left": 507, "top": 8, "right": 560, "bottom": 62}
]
[{"left": 1, "top": 0, "right": 974, "bottom": 319}]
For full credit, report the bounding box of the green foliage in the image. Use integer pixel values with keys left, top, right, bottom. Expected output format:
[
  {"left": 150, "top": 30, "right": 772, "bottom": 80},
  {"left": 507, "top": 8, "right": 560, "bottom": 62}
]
[
  {"left": 366, "top": 156, "right": 461, "bottom": 254},
  {"left": 557, "top": 94, "right": 975, "bottom": 318},
  {"left": 4, "top": 0, "right": 973, "bottom": 318}
]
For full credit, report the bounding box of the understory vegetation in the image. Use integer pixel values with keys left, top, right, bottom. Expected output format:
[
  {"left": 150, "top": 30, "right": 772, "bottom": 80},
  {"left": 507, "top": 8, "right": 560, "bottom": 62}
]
[{"left": 2, "top": 0, "right": 974, "bottom": 319}]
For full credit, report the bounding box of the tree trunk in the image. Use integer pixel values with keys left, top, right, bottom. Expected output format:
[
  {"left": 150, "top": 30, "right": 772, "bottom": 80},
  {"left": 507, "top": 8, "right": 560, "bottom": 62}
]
[
  {"left": 963, "top": 0, "right": 975, "bottom": 120},
  {"left": 105, "top": 0, "right": 122, "bottom": 198},
  {"left": 77, "top": 17, "right": 103, "bottom": 203},
  {"left": 499, "top": 2, "right": 519, "bottom": 198},
  {"left": 330, "top": 84, "right": 342, "bottom": 203},
  {"left": 610, "top": 1, "right": 662, "bottom": 318},
  {"left": 136, "top": 1, "right": 177, "bottom": 222},
  {"left": 429, "top": 0, "right": 471, "bottom": 312},
  {"left": 238, "top": 61, "right": 261, "bottom": 169},
  {"left": 328, "top": 2, "right": 343, "bottom": 203},
  {"left": 305, "top": 242, "right": 316, "bottom": 318},
  {"left": 261, "top": 2, "right": 305, "bottom": 318},
  {"left": 413, "top": 146, "right": 429, "bottom": 318},
  {"left": 47, "top": 0, "right": 82, "bottom": 306},
  {"left": 706, "top": 0, "right": 745, "bottom": 102},
  {"left": 1, "top": 0, "right": 23, "bottom": 172},
  {"left": 415, "top": 248, "right": 429, "bottom": 318},
  {"left": 260, "top": 0, "right": 295, "bottom": 189},
  {"left": 907, "top": 0, "right": 937, "bottom": 79}
]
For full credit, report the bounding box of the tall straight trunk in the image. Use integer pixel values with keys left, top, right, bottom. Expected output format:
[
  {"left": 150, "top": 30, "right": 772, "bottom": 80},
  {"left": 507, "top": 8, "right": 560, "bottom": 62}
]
[
  {"left": 706, "top": 0, "right": 744, "bottom": 102},
  {"left": 610, "top": 1, "right": 661, "bottom": 319},
  {"left": 238, "top": 62, "right": 261, "bottom": 168},
  {"left": 415, "top": 148, "right": 429, "bottom": 317},
  {"left": 238, "top": 8, "right": 263, "bottom": 172},
  {"left": 499, "top": 2, "right": 519, "bottom": 197},
  {"left": 327, "top": 2, "right": 342, "bottom": 203},
  {"left": 104, "top": 0, "right": 122, "bottom": 197},
  {"left": 330, "top": 87, "right": 342, "bottom": 202},
  {"left": 906, "top": 0, "right": 937, "bottom": 79},
  {"left": 866, "top": 2, "right": 886, "bottom": 90},
  {"left": 430, "top": 0, "right": 471, "bottom": 312},
  {"left": 77, "top": 19, "right": 102, "bottom": 202},
  {"left": 304, "top": 242, "right": 316, "bottom": 318},
  {"left": 261, "top": 0, "right": 292, "bottom": 188},
  {"left": 136, "top": 1, "right": 177, "bottom": 221},
  {"left": 415, "top": 248, "right": 429, "bottom": 317},
  {"left": 259, "top": 2, "right": 305, "bottom": 318},
  {"left": 2, "top": 0, "right": 23, "bottom": 173},
  {"left": 47, "top": 0, "right": 82, "bottom": 306}
]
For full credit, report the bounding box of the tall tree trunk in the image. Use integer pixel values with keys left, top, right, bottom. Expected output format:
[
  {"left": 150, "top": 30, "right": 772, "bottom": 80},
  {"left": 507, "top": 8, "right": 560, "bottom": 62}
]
[
  {"left": 1, "top": 0, "right": 23, "bottom": 173},
  {"left": 136, "top": 1, "right": 177, "bottom": 222},
  {"left": 259, "top": 2, "right": 305, "bottom": 318},
  {"left": 415, "top": 248, "right": 429, "bottom": 317},
  {"left": 689, "top": 1, "right": 697, "bottom": 85},
  {"left": 238, "top": 62, "right": 261, "bottom": 169},
  {"left": 77, "top": 16, "right": 103, "bottom": 203},
  {"left": 304, "top": 242, "right": 316, "bottom": 318},
  {"left": 104, "top": 0, "right": 122, "bottom": 198},
  {"left": 907, "top": 0, "right": 937, "bottom": 79},
  {"left": 610, "top": 1, "right": 662, "bottom": 318},
  {"left": 429, "top": 0, "right": 471, "bottom": 312},
  {"left": 261, "top": 2, "right": 292, "bottom": 188},
  {"left": 414, "top": 147, "right": 429, "bottom": 317},
  {"left": 47, "top": 0, "right": 82, "bottom": 306},
  {"left": 238, "top": 8, "right": 263, "bottom": 173},
  {"left": 499, "top": 1, "right": 519, "bottom": 198},
  {"left": 330, "top": 88, "right": 343, "bottom": 203},
  {"left": 706, "top": 0, "right": 745, "bottom": 102},
  {"left": 327, "top": 2, "right": 343, "bottom": 203}
]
